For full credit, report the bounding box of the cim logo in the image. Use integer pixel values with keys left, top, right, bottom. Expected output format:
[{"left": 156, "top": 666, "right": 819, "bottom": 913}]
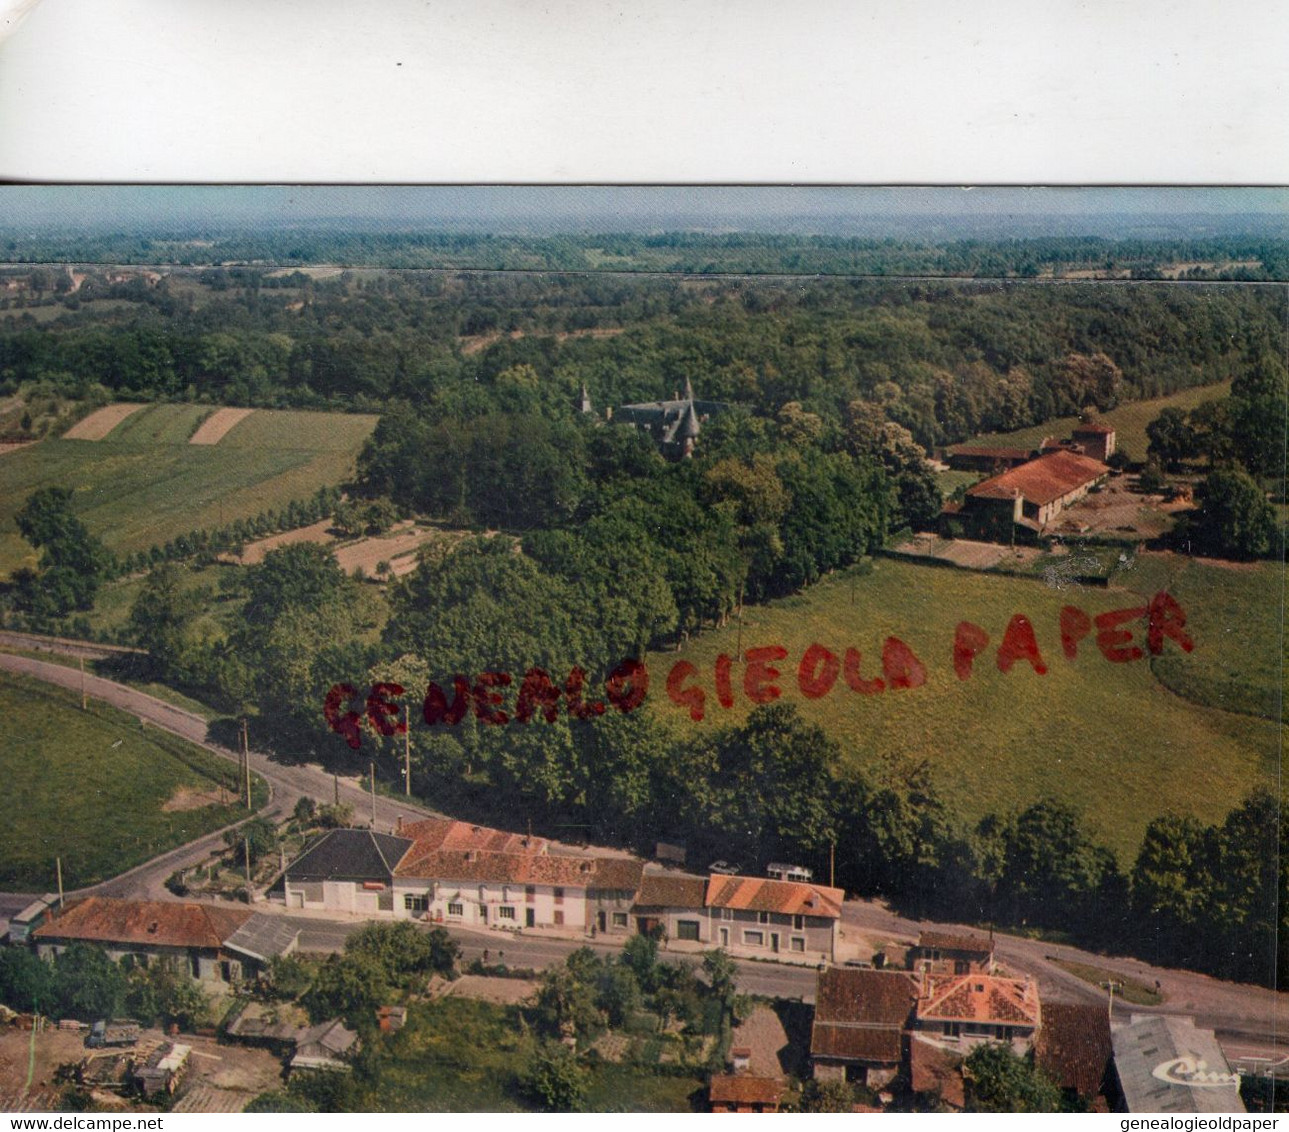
[{"left": 1150, "top": 1056, "right": 1241, "bottom": 1088}]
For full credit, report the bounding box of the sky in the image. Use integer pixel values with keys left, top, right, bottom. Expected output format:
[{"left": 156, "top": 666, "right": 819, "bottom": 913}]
[{"left": 2, "top": 187, "right": 1287, "bottom": 239}]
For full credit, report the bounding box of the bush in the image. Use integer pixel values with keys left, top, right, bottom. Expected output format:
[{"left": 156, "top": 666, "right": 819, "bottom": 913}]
[{"left": 517, "top": 1042, "right": 588, "bottom": 1112}]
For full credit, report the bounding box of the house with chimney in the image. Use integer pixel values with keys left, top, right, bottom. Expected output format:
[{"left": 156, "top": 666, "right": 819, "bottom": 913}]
[
  {"left": 909, "top": 971, "right": 1040, "bottom": 1054},
  {"left": 950, "top": 450, "right": 1110, "bottom": 541},
  {"left": 704, "top": 875, "right": 844, "bottom": 962},
  {"left": 31, "top": 897, "right": 263, "bottom": 985}
]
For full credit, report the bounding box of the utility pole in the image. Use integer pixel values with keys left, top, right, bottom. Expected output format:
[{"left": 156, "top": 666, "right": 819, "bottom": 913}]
[
  {"left": 333, "top": 773, "right": 339, "bottom": 807},
  {"left": 241, "top": 719, "right": 252, "bottom": 810},
  {"left": 1100, "top": 980, "right": 1122, "bottom": 1022},
  {"left": 79, "top": 655, "right": 86, "bottom": 711},
  {"left": 55, "top": 857, "right": 64, "bottom": 909},
  {"left": 404, "top": 702, "right": 411, "bottom": 796},
  {"left": 370, "top": 761, "right": 377, "bottom": 827},
  {"left": 829, "top": 840, "right": 835, "bottom": 889},
  {"left": 735, "top": 578, "right": 745, "bottom": 661},
  {"left": 243, "top": 837, "right": 252, "bottom": 893}
]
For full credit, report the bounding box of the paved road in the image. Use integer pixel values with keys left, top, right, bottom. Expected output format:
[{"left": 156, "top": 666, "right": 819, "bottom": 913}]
[
  {"left": 2, "top": 648, "right": 1285, "bottom": 1047},
  {"left": 277, "top": 911, "right": 820, "bottom": 1001},
  {"left": 0, "top": 650, "right": 446, "bottom": 901}
]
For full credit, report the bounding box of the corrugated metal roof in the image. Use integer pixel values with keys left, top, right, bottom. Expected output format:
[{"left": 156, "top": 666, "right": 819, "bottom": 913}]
[{"left": 1111, "top": 1015, "right": 1244, "bottom": 1113}]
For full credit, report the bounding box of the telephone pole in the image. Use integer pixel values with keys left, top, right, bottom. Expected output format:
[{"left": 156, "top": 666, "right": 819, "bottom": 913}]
[
  {"left": 404, "top": 702, "right": 411, "bottom": 796},
  {"left": 79, "top": 655, "right": 86, "bottom": 711},
  {"left": 1100, "top": 980, "right": 1122, "bottom": 1021},
  {"left": 370, "top": 761, "right": 377, "bottom": 826},
  {"left": 241, "top": 719, "right": 252, "bottom": 809},
  {"left": 55, "top": 857, "right": 64, "bottom": 909}
]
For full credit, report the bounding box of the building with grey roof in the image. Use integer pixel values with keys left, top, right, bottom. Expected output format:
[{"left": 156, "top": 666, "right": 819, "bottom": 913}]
[
  {"left": 281, "top": 828, "right": 413, "bottom": 916},
  {"left": 614, "top": 378, "right": 727, "bottom": 459},
  {"left": 1111, "top": 1015, "right": 1245, "bottom": 1113}
]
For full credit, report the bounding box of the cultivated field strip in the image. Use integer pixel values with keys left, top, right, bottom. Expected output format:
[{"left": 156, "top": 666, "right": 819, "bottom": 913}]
[
  {"left": 189, "top": 406, "right": 254, "bottom": 444},
  {"left": 61, "top": 401, "right": 146, "bottom": 440}
]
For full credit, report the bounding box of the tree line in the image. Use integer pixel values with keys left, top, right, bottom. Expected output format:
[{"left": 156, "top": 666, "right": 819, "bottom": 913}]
[
  {"left": 1145, "top": 346, "right": 1287, "bottom": 559},
  {"left": 0, "top": 271, "right": 1283, "bottom": 450}
]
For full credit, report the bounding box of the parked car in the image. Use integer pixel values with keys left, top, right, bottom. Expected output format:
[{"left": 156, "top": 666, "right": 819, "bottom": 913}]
[{"left": 708, "top": 860, "right": 740, "bottom": 875}]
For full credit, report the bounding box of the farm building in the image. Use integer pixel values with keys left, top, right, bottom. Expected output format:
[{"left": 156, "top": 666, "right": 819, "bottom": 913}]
[
  {"left": 953, "top": 450, "right": 1110, "bottom": 540},
  {"left": 811, "top": 967, "right": 919, "bottom": 1087},
  {"left": 1035, "top": 1002, "right": 1114, "bottom": 1109},
  {"left": 909, "top": 930, "right": 994, "bottom": 975},
  {"left": 1072, "top": 421, "right": 1116, "bottom": 462},
  {"left": 943, "top": 445, "right": 1033, "bottom": 473},
  {"left": 1111, "top": 1015, "right": 1244, "bottom": 1114},
  {"left": 708, "top": 1075, "right": 785, "bottom": 1113},
  {"left": 31, "top": 897, "right": 257, "bottom": 984}
]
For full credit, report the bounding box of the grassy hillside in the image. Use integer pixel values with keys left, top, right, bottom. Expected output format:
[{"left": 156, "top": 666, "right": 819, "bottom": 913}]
[
  {"left": 647, "top": 556, "right": 1278, "bottom": 862},
  {"left": 0, "top": 404, "right": 377, "bottom": 576},
  {"left": 969, "top": 381, "right": 1232, "bottom": 461},
  {"left": 0, "top": 669, "right": 266, "bottom": 890}
]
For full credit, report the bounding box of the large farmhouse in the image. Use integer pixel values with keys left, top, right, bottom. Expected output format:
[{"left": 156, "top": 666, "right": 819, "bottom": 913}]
[{"left": 950, "top": 450, "right": 1110, "bottom": 540}]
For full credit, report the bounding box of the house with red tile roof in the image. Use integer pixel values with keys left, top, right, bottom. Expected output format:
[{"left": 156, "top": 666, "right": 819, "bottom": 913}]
[
  {"left": 704, "top": 875, "right": 844, "bottom": 962},
  {"left": 32, "top": 897, "right": 254, "bottom": 984},
  {"left": 911, "top": 972, "right": 1040, "bottom": 1054},
  {"left": 393, "top": 848, "right": 643, "bottom": 933},
  {"left": 708, "top": 1074, "right": 785, "bottom": 1113},
  {"left": 1035, "top": 1001, "right": 1113, "bottom": 1109},
  {"left": 810, "top": 967, "right": 919, "bottom": 1087},
  {"left": 962, "top": 450, "right": 1110, "bottom": 537},
  {"left": 395, "top": 816, "right": 548, "bottom": 857}
]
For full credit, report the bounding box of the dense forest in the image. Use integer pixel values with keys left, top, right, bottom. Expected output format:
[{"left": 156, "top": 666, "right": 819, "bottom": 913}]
[{"left": 0, "top": 268, "right": 1283, "bottom": 452}]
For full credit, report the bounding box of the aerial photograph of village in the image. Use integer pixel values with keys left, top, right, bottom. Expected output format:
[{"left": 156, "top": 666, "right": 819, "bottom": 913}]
[{"left": 0, "top": 185, "right": 1283, "bottom": 1115}]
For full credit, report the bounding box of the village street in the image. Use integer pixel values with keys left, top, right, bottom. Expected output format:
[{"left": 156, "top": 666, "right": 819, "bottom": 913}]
[{"left": 1, "top": 648, "right": 1285, "bottom": 1064}]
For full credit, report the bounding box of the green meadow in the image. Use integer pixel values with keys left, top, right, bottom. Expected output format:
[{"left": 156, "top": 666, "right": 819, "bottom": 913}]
[
  {"left": 0, "top": 404, "right": 376, "bottom": 576},
  {"left": 969, "top": 380, "right": 1232, "bottom": 460},
  {"left": 0, "top": 669, "right": 266, "bottom": 890},
  {"left": 648, "top": 556, "right": 1279, "bottom": 862}
]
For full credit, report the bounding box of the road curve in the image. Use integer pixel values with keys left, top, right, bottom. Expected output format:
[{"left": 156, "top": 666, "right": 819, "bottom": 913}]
[
  {"left": 0, "top": 649, "right": 1284, "bottom": 1047},
  {"left": 0, "top": 651, "right": 444, "bottom": 900}
]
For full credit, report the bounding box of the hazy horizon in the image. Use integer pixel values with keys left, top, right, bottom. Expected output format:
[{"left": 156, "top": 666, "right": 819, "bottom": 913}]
[{"left": 2, "top": 186, "right": 1286, "bottom": 240}]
